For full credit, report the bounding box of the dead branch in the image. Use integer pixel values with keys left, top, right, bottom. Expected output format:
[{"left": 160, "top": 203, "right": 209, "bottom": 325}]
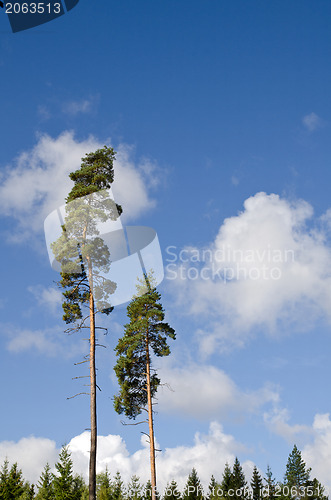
[
  {"left": 120, "top": 420, "right": 148, "bottom": 426},
  {"left": 67, "top": 392, "right": 89, "bottom": 399}
]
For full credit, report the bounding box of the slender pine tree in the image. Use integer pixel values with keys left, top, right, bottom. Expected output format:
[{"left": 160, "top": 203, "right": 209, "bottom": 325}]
[
  {"left": 52, "top": 146, "right": 122, "bottom": 500},
  {"left": 114, "top": 272, "right": 175, "bottom": 500}
]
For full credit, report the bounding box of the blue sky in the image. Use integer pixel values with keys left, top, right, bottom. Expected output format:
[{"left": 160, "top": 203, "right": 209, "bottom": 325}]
[{"left": 1, "top": 0, "right": 331, "bottom": 491}]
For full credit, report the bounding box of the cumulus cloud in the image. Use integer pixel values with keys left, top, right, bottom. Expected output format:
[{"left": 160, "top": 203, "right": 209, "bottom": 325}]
[
  {"left": 0, "top": 436, "right": 58, "bottom": 484},
  {"left": 158, "top": 363, "right": 279, "bottom": 420},
  {"left": 302, "top": 112, "right": 322, "bottom": 132},
  {"left": 302, "top": 414, "right": 331, "bottom": 490},
  {"left": 166, "top": 192, "right": 331, "bottom": 352},
  {"left": 0, "top": 131, "right": 158, "bottom": 242},
  {"left": 0, "top": 424, "right": 253, "bottom": 492}
]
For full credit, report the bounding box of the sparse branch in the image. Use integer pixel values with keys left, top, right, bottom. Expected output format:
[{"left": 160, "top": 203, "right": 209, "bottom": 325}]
[
  {"left": 67, "top": 392, "right": 89, "bottom": 399},
  {"left": 74, "top": 359, "right": 89, "bottom": 365},
  {"left": 120, "top": 420, "right": 148, "bottom": 426}
]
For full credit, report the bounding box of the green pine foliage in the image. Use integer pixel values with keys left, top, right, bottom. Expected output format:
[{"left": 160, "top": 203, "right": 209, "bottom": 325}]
[
  {"left": 284, "top": 445, "right": 310, "bottom": 487},
  {"left": 19, "top": 483, "right": 35, "bottom": 500},
  {"left": 114, "top": 272, "right": 176, "bottom": 419},
  {"left": 143, "top": 480, "right": 153, "bottom": 500},
  {"left": 53, "top": 445, "right": 85, "bottom": 500},
  {"left": 127, "top": 475, "right": 142, "bottom": 500},
  {"left": 35, "top": 463, "right": 54, "bottom": 499},
  {"left": 0, "top": 460, "right": 25, "bottom": 499},
  {"left": 264, "top": 465, "right": 276, "bottom": 500},
  {"left": 207, "top": 475, "right": 221, "bottom": 500},
  {"left": 51, "top": 146, "right": 122, "bottom": 322},
  {"left": 0, "top": 446, "right": 328, "bottom": 500},
  {"left": 232, "top": 457, "right": 247, "bottom": 498},
  {"left": 250, "top": 466, "right": 263, "bottom": 500},
  {"left": 221, "top": 462, "right": 233, "bottom": 496},
  {"left": 163, "top": 481, "right": 181, "bottom": 500},
  {"left": 182, "top": 469, "right": 204, "bottom": 500},
  {"left": 97, "top": 467, "right": 112, "bottom": 500},
  {"left": 112, "top": 472, "right": 125, "bottom": 500}
]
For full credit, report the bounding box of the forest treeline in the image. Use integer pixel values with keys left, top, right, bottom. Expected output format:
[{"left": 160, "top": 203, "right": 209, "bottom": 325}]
[{"left": 0, "top": 443, "right": 328, "bottom": 500}]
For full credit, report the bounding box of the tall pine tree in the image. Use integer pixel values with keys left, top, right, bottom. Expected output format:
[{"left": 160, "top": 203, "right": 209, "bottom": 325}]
[
  {"left": 114, "top": 272, "right": 175, "bottom": 500},
  {"left": 52, "top": 146, "right": 122, "bottom": 500}
]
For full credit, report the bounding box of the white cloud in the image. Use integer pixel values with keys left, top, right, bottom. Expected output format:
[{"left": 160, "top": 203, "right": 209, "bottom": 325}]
[
  {"left": 158, "top": 363, "right": 279, "bottom": 420},
  {"left": 302, "top": 112, "right": 322, "bottom": 132},
  {"left": 302, "top": 414, "right": 331, "bottom": 490},
  {"left": 0, "top": 436, "right": 58, "bottom": 484},
  {"left": 0, "top": 131, "right": 158, "bottom": 242},
  {"left": 263, "top": 407, "right": 312, "bottom": 443},
  {"left": 3, "top": 324, "right": 85, "bottom": 358},
  {"left": 166, "top": 192, "right": 331, "bottom": 352},
  {"left": 0, "top": 424, "right": 253, "bottom": 492},
  {"left": 27, "top": 285, "right": 62, "bottom": 315}
]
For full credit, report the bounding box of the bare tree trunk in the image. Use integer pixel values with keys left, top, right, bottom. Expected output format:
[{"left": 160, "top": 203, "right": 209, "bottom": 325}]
[
  {"left": 146, "top": 331, "right": 157, "bottom": 500},
  {"left": 88, "top": 258, "right": 97, "bottom": 500}
]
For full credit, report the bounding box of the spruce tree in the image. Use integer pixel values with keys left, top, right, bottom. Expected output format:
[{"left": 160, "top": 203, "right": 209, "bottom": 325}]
[
  {"left": 284, "top": 445, "right": 310, "bottom": 487},
  {"left": 36, "top": 463, "right": 54, "bottom": 500},
  {"left": 112, "top": 472, "right": 124, "bottom": 500},
  {"left": 221, "top": 463, "right": 233, "bottom": 498},
  {"left": 207, "top": 476, "right": 218, "bottom": 500},
  {"left": 53, "top": 445, "right": 85, "bottom": 500},
  {"left": 52, "top": 146, "right": 122, "bottom": 500},
  {"left": 114, "top": 272, "right": 175, "bottom": 500},
  {"left": 182, "top": 469, "right": 203, "bottom": 500},
  {"left": 163, "top": 481, "right": 181, "bottom": 500},
  {"left": 264, "top": 465, "right": 276, "bottom": 500},
  {"left": 97, "top": 468, "right": 112, "bottom": 500},
  {"left": 143, "top": 480, "right": 153, "bottom": 500},
  {"left": 127, "top": 475, "right": 142, "bottom": 500},
  {"left": 250, "top": 466, "right": 263, "bottom": 500},
  {"left": 0, "top": 460, "right": 25, "bottom": 499},
  {"left": 19, "top": 483, "right": 35, "bottom": 500},
  {"left": 232, "top": 458, "right": 246, "bottom": 499}
]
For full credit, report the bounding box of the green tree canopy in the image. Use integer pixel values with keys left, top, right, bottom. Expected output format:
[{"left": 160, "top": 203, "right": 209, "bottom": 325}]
[
  {"left": 182, "top": 469, "right": 203, "bottom": 500},
  {"left": 284, "top": 445, "right": 310, "bottom": 487}
]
